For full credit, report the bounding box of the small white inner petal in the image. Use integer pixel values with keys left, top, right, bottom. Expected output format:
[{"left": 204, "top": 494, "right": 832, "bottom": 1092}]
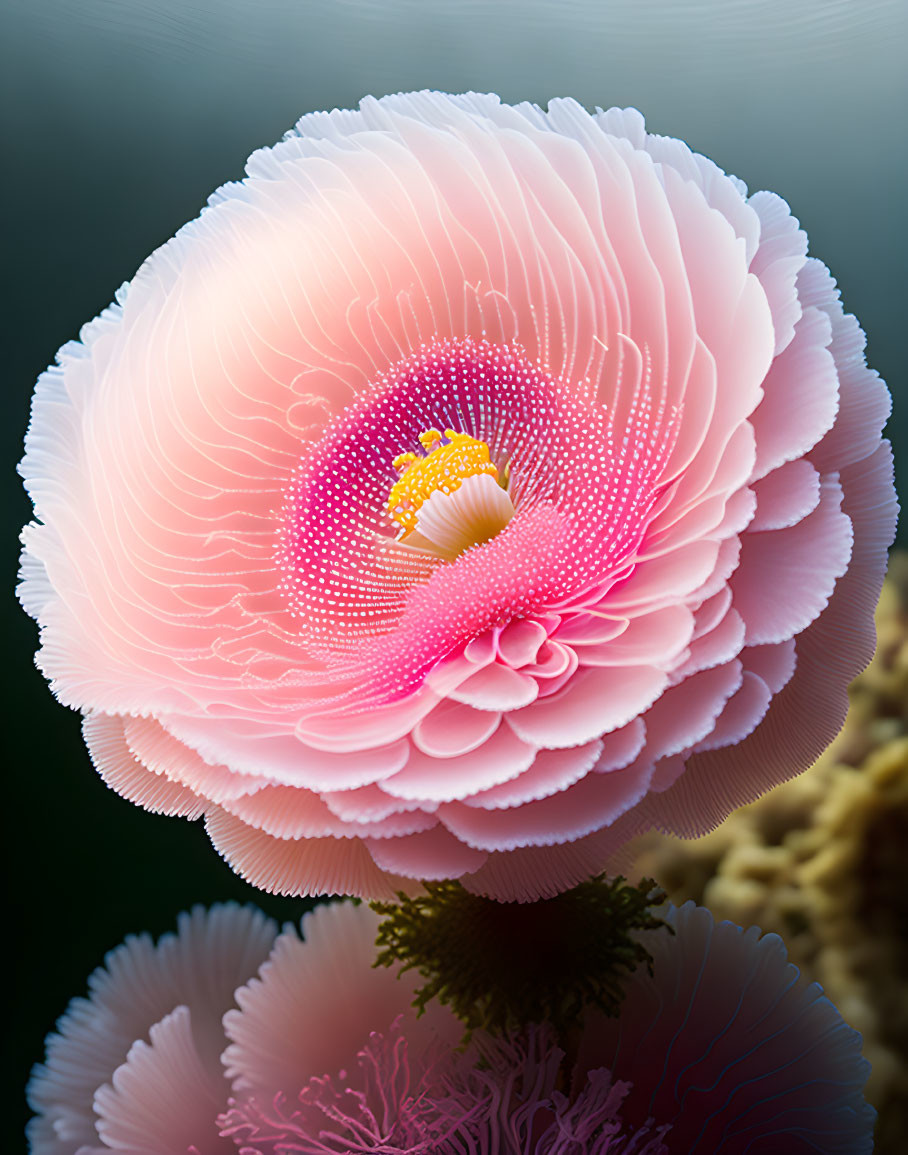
[{"left": 405, "top": 472, "right": 515, "bottom": 559}]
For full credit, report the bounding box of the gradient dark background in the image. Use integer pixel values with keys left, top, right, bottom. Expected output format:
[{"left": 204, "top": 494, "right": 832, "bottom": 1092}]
[{"left": 3, "top": 0, "right": 906, "bottom": 1146}]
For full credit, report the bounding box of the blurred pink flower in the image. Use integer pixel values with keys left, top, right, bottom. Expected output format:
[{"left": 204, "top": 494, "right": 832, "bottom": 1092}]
[
  {"left": 28, "top": 900, "right": 873, "bottom": 1154},
  {"left": 26, "top": 904, "right": 279, "bottom": 1154},
  {"left": 576, "top": 903, "right": 876, "bottom": 1153},
  {"left": 19, "top": 93, "right": 897, "bottom": 901},
  {"left": 27, "top": 902, "right": 461, "bottom": 1155}
]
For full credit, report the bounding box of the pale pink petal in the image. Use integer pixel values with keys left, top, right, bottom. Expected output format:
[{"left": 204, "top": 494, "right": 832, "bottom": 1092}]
[
  {"left": 742, "top": 638, "right": 796, "bottom": 694},
  {"left": 687, "top": 534, "right": 743, "bottom": 606},
  {"left": 365, "top": 824, "right": 488, "bottom": 878},
  {"left": 600, "top": 541, "right": 721, "bottom": 614},
  {"left": 594, "top": 105, "right": 647, "bottom": 149},
  {"left": 749, "top": 459, "right": 821, "bottom": 532},
  {"left": 94, "top": 1008, "right": 230, "bottom": 1154},
  {"left": 204, "top": 807, "right": 409, "bottom": 898},
  {"left": 447, "top": 661, "right": 539, "bottom": 710},
  {"left": 800, "top": 259, "right": 892, "bottom": 473},
  {"left": 223, "top": 902, "right": 461, "bottom": 1100},
  {"left": 749, "top": 306, "right": 839, "bottom": 480},
  {"left": 507, "top": 665, "right": 668, "bottom": 748},
  {"left": 637, "top": 128, "right": 760, "bottom": 265},
  {"left": 160, "top": 712, "right": 410, "bottom": 790},
  {"left": 293, "top": 691, "right": 443, "bottom": 755},
  {"left": 641, "top": 491, "right": 741, "bottom": 562},
  {"left": 378, "top": 722, "right": 537, "bottom": 803},
  {"left": 411, "top": 698, "right": 502, "bottom": 757},
  {"left": 496, "top": 618, "right": 549, "bottom": 667},
  {"left": 553, "top": 612, "right": 628, "bottom": 647},
  {"left": 522, "top": 640, "right": 577, "bottom": 685},
  {"left": 747, "top": 191, "right": 808, "bottom": 356},
  {"left": 320, "top": 783, "right": 432, "bottom": 824},
  {"left": 673, "top": 606, "right": 745, "bottom": 680},
  {"left": 638, "top": 661, "right": 743, "bottom": 761},
  {"left": 649, "top": 753, "right": 686, "bottom": 792},
  {"left": 218, "top": 784, "right": 436, "bottom": 841},
  {"left": 596, "top": 717, "right": 649, "bottom": 771},
  {"left": 439, "top": 758, "right": 654, "bottom": 852},
  {"left": 463, "top": 739, "right": 604, "bottom": 810},
  {"left": 569, "top": 604, "right": 694, "bottom": 669},
  {"left": 528, "top": 644, "right": 581, "bottom": 699},
  {"left": 27, "top": 905, "right": 277, "bottom": 1153},
  {"left": 122, "top": 716, "right": 267, "bottom": 804},
  {"left": 690, "top": 586, "right": 733, "bottom": 638},
  {"left": 731, "top": 477, "right": 853, "bottom": 645},
  {"left": 83, "top": 712, "right": 206, "bottom": 820},
  {"left": 693, "top": 670, "right": 772, "bottom": 752}
]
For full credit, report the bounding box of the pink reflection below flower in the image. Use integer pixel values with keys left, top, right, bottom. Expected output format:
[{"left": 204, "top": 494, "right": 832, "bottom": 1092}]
[
  {"left": 27, "top": 902, "right": 873, "bottom": 1154},
  {"left": 19, "top": 94, "right": 897, "bottom": 900}
]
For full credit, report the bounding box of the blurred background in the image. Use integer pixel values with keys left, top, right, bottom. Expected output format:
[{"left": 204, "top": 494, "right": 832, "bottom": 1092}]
[{"left": 3, "top": 0, "right": 905, "bottom": 1148}]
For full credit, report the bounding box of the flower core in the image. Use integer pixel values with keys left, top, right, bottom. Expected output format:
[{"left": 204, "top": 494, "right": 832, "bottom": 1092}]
[
  {"left": 389, "top": 428, "right": 499, "bottom": 529},
  {"left": 388, "top": 429, "right": 514, "bottom": 558}
]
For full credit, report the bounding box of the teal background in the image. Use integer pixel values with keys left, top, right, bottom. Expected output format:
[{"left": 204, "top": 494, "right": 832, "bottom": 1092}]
[{"left": 3, "top": 1, "right": 905, "bottom": 1147}]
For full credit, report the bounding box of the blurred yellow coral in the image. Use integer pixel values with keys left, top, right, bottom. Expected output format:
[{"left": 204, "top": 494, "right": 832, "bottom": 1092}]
[{"left": 629, "top": 551, "right": 907, "bottom": 1153}]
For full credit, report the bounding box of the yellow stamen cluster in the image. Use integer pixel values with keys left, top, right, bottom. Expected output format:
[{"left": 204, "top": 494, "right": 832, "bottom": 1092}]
[{"left": 388, "top": 428, "right": 499, "bottom": 533}]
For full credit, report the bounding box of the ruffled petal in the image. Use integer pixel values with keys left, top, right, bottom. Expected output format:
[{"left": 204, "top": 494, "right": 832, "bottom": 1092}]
[
  {"left": 27, "top": 905, "right": 277, "bottom": 1153},
  {"left": 94, "top": 1008, "right": 231, "bottom": 1154},
  {"left": 222, "top": 901, "right": 461, "bottom": 1098},
  {"left": 204, "top": 807, "right": 410, "bottom": 898}
]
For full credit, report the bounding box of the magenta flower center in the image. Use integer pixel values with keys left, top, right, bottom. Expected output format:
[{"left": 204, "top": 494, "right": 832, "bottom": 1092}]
[{"left": 277, "top": 337, "right": 679, "bottom": 704}]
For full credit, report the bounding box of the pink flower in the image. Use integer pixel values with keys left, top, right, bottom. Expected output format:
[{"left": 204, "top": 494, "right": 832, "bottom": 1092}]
[
  {"left": 28, "top": 900, "right": 874, "bottom": 1154},
  {"left": 19, "top": 93, "right": 897, "bottom": 901}
]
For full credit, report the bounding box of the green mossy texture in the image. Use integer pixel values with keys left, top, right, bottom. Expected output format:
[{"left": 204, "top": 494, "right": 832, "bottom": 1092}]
[{"left": 372, "top": 875, "right": 671, "bottom": 1037}]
